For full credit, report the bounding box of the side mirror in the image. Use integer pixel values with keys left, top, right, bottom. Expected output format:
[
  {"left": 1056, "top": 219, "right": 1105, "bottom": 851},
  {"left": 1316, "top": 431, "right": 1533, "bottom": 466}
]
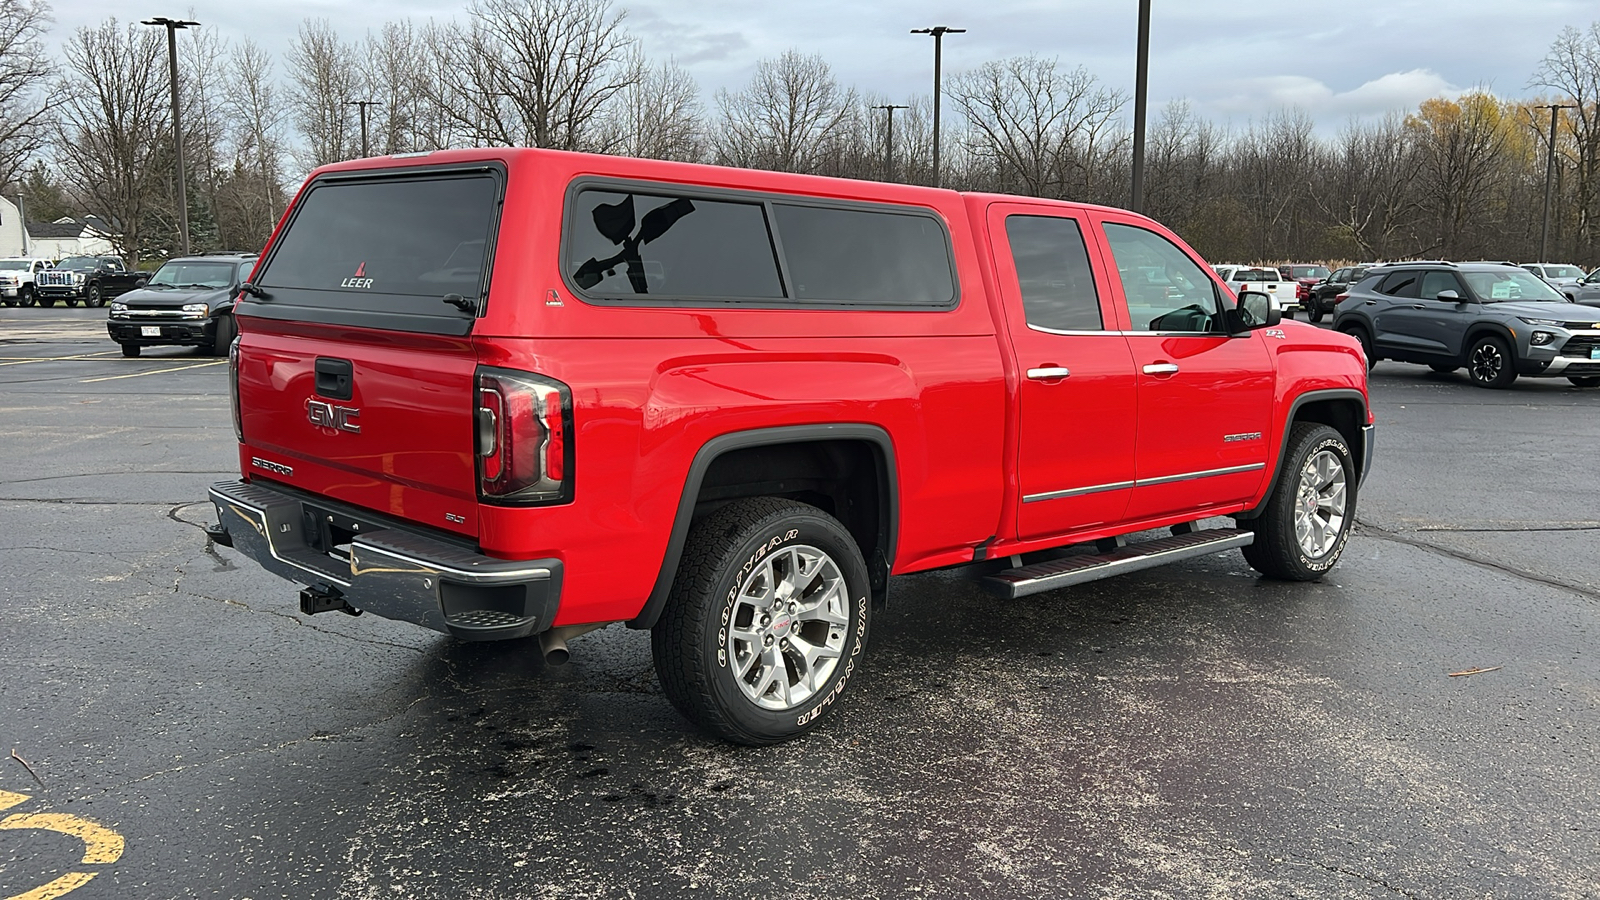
[
  {"left": 1228, "top": 289, "right": 1280, "bottom": 334},
  {"left": 1436, "top": 290, "right": 1460, "bottom": 302}
]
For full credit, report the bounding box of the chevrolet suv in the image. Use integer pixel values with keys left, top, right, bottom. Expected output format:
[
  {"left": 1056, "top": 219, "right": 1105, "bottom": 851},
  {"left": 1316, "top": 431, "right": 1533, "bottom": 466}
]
[
  {"left": 1333, "top": 262, "right": 1600, "bottom": 388},
  {"left": 106, "top": 253, "right": 255, "bottom": 357}
]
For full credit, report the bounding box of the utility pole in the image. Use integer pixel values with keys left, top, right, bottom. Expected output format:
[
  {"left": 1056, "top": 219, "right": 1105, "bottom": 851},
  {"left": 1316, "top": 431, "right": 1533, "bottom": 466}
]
[
  {"left": 142, "top": 17, "right": 199, "bottom": 256},
  {"left": 872, "top": 104, "right": 910, "bottom": 182},
  {"left": 16, "top": 188, "right": 26, "bottom": 256},
  {"left": 911, "top": 25, "right": 965, "bottom": 188},
  {"left": 1532, "top": 103, "right": 1576, "bottom": 263},
  {"left": 346, "top": 100, "right": 380, "bottom": 158},
  {"left": 1129, "top": 0, "right": 1151, "bottom": 212}
]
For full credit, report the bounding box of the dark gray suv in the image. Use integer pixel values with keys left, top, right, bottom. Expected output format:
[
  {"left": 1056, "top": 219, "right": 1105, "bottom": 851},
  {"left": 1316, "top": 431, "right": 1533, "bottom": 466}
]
[{"left": 1332, "top": 262, "right": 1600, "bottom": 388}]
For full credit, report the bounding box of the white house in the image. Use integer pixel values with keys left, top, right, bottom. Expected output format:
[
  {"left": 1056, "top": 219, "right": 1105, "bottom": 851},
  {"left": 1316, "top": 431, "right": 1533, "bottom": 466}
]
[
  {"left": 0, "top": 197, "right": 118, "bottom": 260},
  {"left": 0, "top": 196, "right": 24, "bottom": 258}
]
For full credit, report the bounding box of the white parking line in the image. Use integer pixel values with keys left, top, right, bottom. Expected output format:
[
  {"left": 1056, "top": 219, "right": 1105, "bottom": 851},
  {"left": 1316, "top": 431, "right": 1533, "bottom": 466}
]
[
  {"left": 79, "top": 360, "right": 226, "bottom": 383},
  {"left": 0, "top": 351, "right": 124, "bottom": 366}
]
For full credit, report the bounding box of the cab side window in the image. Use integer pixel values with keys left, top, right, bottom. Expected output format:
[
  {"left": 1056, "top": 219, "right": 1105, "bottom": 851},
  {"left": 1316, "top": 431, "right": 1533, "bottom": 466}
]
[
  {"left": 1419, "top": 271, "right": 1463, "bottom": 299},
  {"left": 1102, "top": 222, "right": 1221, "bottom": 332},
  {"left": 1005, "top": 215, "right": 1103, "bottom": 331},
  {"left": 1378, "top": 271, "right": 1421, "bottom": 298}
]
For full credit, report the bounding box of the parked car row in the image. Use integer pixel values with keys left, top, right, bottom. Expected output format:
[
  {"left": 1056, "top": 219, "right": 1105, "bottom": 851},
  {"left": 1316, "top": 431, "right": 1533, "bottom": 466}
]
[
  {"left": 0, "top": 255, "right": 150, "bottom": 307},
  {"left": 1330, "top": 260, "right": 1600, "bottom": 389}
]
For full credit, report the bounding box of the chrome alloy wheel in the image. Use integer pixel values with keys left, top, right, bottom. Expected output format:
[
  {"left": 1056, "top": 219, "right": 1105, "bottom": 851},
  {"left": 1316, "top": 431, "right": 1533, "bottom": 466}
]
[
  {"left": 1470, "top": 341, "right": 1504, "bottom": 383},
  {"left": 1294, "top": 449, "right": 1347, "bottom": 558},
  {"left": 726, "top": 543, "right": 850, "bottom": 711}
]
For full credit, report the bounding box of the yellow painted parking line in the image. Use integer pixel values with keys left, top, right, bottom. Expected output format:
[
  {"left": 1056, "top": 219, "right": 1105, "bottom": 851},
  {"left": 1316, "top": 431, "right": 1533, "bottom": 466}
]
[
  {"left": 0, "top": 352, "right": 122, "bottom": 367},
  {"left": 79, "top": 360, "right": 225, "bottom": 383},
  {"left": 0, "top": 791, "right": 125, "bottom": 899}
]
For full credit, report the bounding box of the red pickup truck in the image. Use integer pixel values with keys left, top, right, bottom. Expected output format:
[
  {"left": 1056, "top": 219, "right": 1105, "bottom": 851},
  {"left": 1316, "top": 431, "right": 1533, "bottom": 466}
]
[{"left": 208, "top": 149, "right": 1373, "bottom": 745}]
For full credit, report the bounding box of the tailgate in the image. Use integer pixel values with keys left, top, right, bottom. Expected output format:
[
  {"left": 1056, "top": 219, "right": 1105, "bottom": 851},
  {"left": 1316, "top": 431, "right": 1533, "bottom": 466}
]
[{"left": 232, "top": 165, "right": 504, "bottom": 537}]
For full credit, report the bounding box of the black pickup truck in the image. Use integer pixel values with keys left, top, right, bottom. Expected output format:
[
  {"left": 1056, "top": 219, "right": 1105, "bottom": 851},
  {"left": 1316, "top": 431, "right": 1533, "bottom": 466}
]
[{"left": 32, "top": 255, "right": 148, "bottom": 307}]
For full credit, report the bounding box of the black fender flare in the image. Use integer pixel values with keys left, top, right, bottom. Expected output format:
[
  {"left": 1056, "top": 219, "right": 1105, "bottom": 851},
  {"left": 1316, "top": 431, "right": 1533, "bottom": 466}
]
[
  {"left": 628, "top": 423, "right": 899, "bottom": 630},
  {"left": 1460, "top": 322, "right": 1518, "bottom": 363}
]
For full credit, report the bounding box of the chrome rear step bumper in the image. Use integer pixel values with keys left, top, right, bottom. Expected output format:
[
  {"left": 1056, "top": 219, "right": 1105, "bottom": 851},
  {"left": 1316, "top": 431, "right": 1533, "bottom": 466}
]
[{"left": 208, "top": 479, "right": 562, "bottom": 641}]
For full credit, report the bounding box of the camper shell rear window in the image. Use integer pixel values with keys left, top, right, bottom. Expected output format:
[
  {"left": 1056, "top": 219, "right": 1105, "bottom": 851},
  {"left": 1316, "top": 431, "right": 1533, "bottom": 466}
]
[{"left": 243, "top": 165, "right": 503, "bottom": 335}]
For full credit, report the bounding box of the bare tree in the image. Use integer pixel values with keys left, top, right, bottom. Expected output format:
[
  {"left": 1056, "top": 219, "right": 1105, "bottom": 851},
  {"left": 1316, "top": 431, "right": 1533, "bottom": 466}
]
[
  {"left": 604, "top": 54, "right": 703, "bottom": 161},
  {"left": 1407, "top": 92, "right": 1515, "bottom": 258},
  {"left": 0, "top": 0, "right": 52, "bottom": 192},
  {"left": 435, "top": 0, "right": 639, "bottom": 151},
  {"left": 52, "top": 19, "right": 169, "bottom": 265},
  {"left": 287, "top": 19, "right": 362, "bottom": 168},
  {"left": 713, "top": 50, "right": 857, "bottom": 174},
  {"left": 947, "top": 55, "right": 1126, "bottom": 200},
  {"left": 1531, "top": 21, "right": 1600, "bottom": 259}
]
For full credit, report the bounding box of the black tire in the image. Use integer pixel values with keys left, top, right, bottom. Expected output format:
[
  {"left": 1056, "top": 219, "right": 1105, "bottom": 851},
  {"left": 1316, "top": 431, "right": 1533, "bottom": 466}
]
[
  {"left": 19, "top": 285, "right": 33, "bottom": 307},
  {"left": 652, "top": 497, "right": 871, "bottom": 746},
  {"left": 1428, "top": 363, "right": 1458, "bottom": 374},
  {"left": 120, "top": 343, "right": 140, "bottom": 358},
  {"left": 36, "top": 295, "right": 54, "bottom": 308},
  {"left": 85, "top": 284, "right": 104, "bottom": 308},
  {"left": 1241, "top": 423, "right": 1356, "bottom": 581},
  {"left": 209, "top": 312, "right": 235, "bottom": 357},
  {"left": 1307, "top": 307, "right": 1324, "bottom": 323},
  {"left": 1466, "top": 334, "right": 1517, "bottom": 389},
  {"left": 1568, "top": 376, "right": 1600, "bottom": 387},
  {"left": 1339, "top": 324, "right": 1377, "bottom": 370},
  {"left": 1, "top": 297, "right": 13, "bottom": 307}
]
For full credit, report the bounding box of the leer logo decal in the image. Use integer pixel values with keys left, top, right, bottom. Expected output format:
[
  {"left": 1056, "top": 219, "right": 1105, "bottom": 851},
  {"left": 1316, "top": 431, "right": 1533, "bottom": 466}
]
[{"left": 341, "top": 261, "right": 373, "bottom": 290}]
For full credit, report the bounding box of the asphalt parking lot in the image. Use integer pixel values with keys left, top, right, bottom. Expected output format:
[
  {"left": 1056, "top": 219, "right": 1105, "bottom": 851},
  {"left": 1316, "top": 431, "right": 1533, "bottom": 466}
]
[{"left": 2, "top": 306, "right": 1598, "bottom": 899}]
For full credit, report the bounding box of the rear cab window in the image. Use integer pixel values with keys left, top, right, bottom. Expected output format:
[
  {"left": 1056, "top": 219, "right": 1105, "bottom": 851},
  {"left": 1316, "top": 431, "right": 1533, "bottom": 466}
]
[{"left": 243, "top": 166, "right": 504, "bottom": 334}]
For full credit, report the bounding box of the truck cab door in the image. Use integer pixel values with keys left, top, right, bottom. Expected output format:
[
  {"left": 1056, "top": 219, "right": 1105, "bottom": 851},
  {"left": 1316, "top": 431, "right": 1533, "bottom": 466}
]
[
  {"left": 1092, "top": 212, "right": 1274, "bottom": 521},
  {"left": 988, "top": 203, "right": 1137, "bottom": 540}
]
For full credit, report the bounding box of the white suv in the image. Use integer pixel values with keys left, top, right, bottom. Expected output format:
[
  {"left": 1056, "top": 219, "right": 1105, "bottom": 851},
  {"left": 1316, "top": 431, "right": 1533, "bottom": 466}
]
[{"left": 0, "top": 257, "right": 55, "bottom": 307}]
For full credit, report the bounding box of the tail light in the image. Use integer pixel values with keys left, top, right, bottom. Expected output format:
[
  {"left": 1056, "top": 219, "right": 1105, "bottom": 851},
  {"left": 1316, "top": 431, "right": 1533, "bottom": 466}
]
[
  {"left": 228, "top": 335, "right": 243, "bottom": 442},
  {"left": 475, "top": 367, "right": 573, "bottom": 505},
  {"left": 1334, "top": 293, "right": 1350, "bottom": 304}
]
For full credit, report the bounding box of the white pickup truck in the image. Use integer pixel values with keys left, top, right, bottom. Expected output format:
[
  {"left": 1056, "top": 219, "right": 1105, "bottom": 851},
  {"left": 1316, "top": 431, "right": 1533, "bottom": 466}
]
[
  {"left": 0, "top": 257, "right": 54, "bottom": 307},
  {"left": 1213, "top": 264, "right": 1297, "bottom": 319}
]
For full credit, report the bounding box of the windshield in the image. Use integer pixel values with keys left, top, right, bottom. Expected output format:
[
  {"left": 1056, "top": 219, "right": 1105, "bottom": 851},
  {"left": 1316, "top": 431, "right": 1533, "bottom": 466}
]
[
  {"left": 56, "top": 257, "right": 98, "bottom": 269},
  {"left": 0, "top": 261, "right": 28, "bottom": 270},
  {"left": 1545, "top": 266, "right": 1584, "bottom": 279},
  {"left": 1289, "top": 265, "right": 1329, "bottom": 278},
  {"left": 147, "top": 262, "right": 238, "bottom": 289},
  {"left": 1460, "top": 270, "right": 1566, "bottom": 303}
]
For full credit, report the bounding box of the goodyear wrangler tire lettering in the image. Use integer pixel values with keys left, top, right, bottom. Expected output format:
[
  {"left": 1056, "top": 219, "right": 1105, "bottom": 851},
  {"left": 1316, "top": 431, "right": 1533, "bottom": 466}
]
[{"left": 651, "top": 497, "right": 872, "bottom": 746}]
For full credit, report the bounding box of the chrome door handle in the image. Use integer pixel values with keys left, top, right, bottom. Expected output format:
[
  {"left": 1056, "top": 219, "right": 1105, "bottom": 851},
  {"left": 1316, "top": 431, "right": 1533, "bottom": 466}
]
[
  {"left": 1026, "top": 366, "right": 1071, "bottom": 380},
  {"left": 1142, "top": 363, "right": 1180, "bottom": 376},
  {"left": 1410, "top": 304, "right": 1426, "bottom": 309}
]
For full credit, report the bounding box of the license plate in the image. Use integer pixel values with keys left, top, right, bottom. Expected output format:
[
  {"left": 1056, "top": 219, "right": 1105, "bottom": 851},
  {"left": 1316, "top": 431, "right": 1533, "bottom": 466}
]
[{"left": 141, "top": 326, "right": 160, "bottom": 337}]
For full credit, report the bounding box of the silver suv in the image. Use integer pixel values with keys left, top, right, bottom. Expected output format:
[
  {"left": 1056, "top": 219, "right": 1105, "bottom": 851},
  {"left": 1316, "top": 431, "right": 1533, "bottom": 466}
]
[{"left": 1332, "top": 262, "right": 1600, "bottom": 388}]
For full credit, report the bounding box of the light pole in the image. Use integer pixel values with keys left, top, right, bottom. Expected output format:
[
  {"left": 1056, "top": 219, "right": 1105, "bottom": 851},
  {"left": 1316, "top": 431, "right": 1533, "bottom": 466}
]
[
  {"left": 346, "top": 100, "right": 380, "bottom": 158},
  {"left": 911, "top": 25, "right": 964, "bottom": 188},
  {"left": 1532, "top": 103, "right": 1576, "bottom": 263},
  {"left": 1129, "top": 0, "right": 1151, "bottom": 212},
  {"left": 142, "top": 17, "right": 199, "bottom": 256},
  {"left": 872, "top": 104, "right": 910, "bottom": 182}
]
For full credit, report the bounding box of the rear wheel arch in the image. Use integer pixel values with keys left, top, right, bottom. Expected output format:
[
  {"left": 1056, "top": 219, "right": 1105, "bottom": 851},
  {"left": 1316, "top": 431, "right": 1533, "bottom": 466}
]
[
  {"left": 1240, "top": 390, "right": 1366, "bottom": 519},
  {"left": 628, "top": 425, "right": 899, "bottom": 630}
]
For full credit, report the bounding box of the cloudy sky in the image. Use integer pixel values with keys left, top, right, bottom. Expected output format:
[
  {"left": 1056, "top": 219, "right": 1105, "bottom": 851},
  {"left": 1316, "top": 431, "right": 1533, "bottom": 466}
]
[{"left": 44, "top": 0, "right": 1599, "bottom": 131}]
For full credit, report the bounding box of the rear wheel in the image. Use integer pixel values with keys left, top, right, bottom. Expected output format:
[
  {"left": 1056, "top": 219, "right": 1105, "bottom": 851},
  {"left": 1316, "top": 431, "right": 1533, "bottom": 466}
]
[
  {"left": 19, "top": 285, "right": 33, "bottom": 307},
  {"left": 120, "top": 343, "right": 140, "bottom": 358},
  {"left": 1568, "top": 376, "right": 1600, "bottom": 387},
  {"left": 1307, "top": 306, "right": 1324, "bottom": 323},
  {"left": 652, "top": 497, "right": 871, "bottom": 745},
  {"left": 1241, "top": 423, "right": 1355, "bottom": 581},
  {"left": 1466, "top": 335, "right": 1517, "bottom": 389}
]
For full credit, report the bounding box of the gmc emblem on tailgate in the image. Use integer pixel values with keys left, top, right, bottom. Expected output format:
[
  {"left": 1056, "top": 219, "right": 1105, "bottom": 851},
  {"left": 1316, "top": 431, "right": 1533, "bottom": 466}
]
[{"left": 307, "top": 399, "right": 361, "bottom": 433}]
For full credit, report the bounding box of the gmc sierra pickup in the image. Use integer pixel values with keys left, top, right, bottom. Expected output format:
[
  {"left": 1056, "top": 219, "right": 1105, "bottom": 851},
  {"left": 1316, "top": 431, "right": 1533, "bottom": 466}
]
[{"left": 208, "top": 149, "right": 1374, "bottom": 745}]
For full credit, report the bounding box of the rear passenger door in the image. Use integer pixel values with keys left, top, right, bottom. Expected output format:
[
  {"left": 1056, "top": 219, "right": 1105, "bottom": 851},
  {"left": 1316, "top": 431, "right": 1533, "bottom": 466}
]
[
  {"left": 988, "top": 203, "right": 1137, "bottom": 540},
  {"left": 1093, "top": 212, "right": 1274, "bottom": 521}
]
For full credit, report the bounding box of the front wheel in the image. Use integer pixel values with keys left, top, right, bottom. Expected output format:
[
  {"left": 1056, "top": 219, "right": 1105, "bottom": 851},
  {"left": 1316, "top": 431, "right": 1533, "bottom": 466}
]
[
  {"left": 209, "top": 312, "right": 234, "bottom": 357},
  {"left": 1569, "top": 376, "right": 1600, "bottom": 387},
  {"left": 1307, "top": 306, "right": 1324, "bottom": 323},
  {"left": 85, "top": 284, "right": 104, "bottom": 308},
  {"left": 1467, "top": 335, "right": 1517, "bottom": 389},
  {"left": 1241, "top": 423, "right": 1356, "bottom": 581},
  {"left": 652, "top": 497, "right": 871, "bottom": 745},
  {"left": 36, "top": 295, "right": 54, "bottom": 308},
  {"left": 120, "top": 343, "right": 140, "bottom": 358},
  {"left": 19, "top": 285, "right": 33, "bottom": 307}
]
